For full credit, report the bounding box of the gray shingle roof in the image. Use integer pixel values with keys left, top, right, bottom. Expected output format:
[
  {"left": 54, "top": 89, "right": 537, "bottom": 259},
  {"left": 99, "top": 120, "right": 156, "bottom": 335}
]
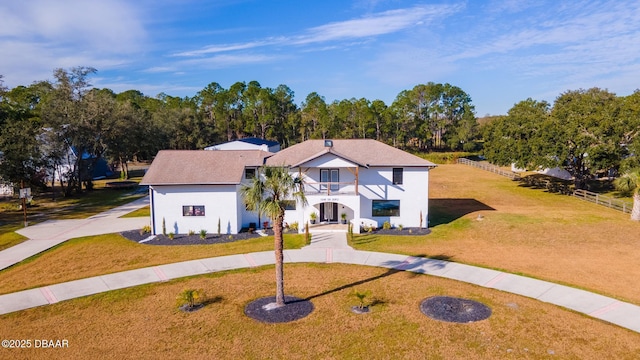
[
  {"left": 265, "top": 139, "right": 437, "bottom": 167},
  {"left": 140, "top": 150, "right": 271, "bottom": 185}
]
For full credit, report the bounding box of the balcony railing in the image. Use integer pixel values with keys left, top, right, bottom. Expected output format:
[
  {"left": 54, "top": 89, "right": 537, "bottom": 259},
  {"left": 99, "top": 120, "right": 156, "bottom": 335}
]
[{"left": 303, "top": 181, "right": 358, "bottom": 195}]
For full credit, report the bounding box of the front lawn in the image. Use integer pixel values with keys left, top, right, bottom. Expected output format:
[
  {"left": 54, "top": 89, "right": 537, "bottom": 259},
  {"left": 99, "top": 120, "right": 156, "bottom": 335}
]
[
  {"left": 1, "top": 264, "right": 638, "bottom": 359},
  {"left": 0, "top": 233, "right": 306, "bottom": 295},
  {"left": 351, "top": 164, "right": 640, "bottom": 305}
]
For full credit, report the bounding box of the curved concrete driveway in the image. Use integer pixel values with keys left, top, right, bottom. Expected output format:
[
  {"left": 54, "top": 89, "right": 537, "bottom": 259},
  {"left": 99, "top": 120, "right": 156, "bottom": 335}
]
[
  {"left": 0, "top": 201, "right": 638, "bottom": 334},
  {"left": 0, "top": 196, "right": 150, "bottom": 271}
]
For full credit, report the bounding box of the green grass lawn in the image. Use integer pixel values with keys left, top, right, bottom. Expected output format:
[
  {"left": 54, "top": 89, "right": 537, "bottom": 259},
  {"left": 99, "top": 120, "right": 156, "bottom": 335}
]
[{"left": 120, "top": 205, "right": 150, "bottom": 218}]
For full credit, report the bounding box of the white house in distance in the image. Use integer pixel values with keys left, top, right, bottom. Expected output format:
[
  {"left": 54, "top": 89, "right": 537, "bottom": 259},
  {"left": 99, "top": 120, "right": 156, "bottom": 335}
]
[
  {"left": 204, "top": 137, "right": 280, "bottom": 153},
  {"left": 140, "top": 139, "right": 436, "bottom": 235}
]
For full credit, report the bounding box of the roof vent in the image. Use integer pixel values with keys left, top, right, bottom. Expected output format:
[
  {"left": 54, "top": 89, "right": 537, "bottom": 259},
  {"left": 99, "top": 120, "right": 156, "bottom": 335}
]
[{"left": 324, "top": 139, "right": 333, "bottom": 147}]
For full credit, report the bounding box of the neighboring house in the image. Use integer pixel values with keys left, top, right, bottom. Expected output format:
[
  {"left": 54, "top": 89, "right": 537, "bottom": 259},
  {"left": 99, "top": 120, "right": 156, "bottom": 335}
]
[
  {"left": 204, "top": 137, "right": 280, "bottom": 153},
  {"left": 511, "top": 164, "right": 573, "bottom": 180},
  {"left": 47, "top": 146, "right": 113, "bottom": 182},
  {"left": 141, "top": 139, "right": 436, "bottom": 235}
]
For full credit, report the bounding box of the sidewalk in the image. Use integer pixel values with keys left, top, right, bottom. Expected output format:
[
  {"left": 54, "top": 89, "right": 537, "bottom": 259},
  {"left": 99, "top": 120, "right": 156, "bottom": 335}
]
[
  {"left": 0, "top": 197, "right": 150, "bottom": 271},
  {"left": 0, "top": 212, "right": 638, "bottom": 334},
  {"left": 0, "top": 239, "right": 638, "bottom": 333},
  {"left": 0, "top": 228, "right": 640, "bottom": 333}
]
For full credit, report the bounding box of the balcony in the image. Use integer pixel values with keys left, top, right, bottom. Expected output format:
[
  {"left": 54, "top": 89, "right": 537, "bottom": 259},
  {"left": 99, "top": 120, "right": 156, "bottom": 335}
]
[{"left": 303, "top": 181, "right": 358, "bottom": 196}]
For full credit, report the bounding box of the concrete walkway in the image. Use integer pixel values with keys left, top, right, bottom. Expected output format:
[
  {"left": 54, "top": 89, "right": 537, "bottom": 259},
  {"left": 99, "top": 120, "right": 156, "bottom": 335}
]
[
  {"left": 0, "top": 204, "right": 638, "bottom": 334},
  {"left": 0, "top": 197, "right": 150, "bottom": 271},
  {"left": 304, "top": 229, "right": 353, "bottom": 249}
]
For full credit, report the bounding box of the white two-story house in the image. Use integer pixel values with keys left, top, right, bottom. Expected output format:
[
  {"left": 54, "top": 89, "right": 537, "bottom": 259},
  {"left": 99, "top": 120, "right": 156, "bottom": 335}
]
[{"left": 141, "top": 139, "right": 436, "bottom": 235}]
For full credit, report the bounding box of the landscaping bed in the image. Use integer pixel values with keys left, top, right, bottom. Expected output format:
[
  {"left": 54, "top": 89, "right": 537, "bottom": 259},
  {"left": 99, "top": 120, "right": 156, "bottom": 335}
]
[
  {"left": 364, "top": 227, "right": 431, "bottom": 236},
  {"left": 121, "top": 229, "right": 274, "bottom": 245}
]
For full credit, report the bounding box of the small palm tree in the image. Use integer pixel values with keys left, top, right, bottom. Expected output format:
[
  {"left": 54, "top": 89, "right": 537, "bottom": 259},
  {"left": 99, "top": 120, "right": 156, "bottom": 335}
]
[
  {"left": 241, "top": 166, "right": 307, "bottom": 307},
  {"left": 614, "top": 169, "right": 640, "bottom": 221}
]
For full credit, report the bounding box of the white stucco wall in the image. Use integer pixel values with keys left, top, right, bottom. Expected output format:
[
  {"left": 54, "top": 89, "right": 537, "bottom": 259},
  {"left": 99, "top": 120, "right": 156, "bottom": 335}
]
[
  {"left": 150, "top": 184, "right": 241, "bottom": 235},
  {"left": 358, "top": 167, "right": 430, "bottom": 228}
]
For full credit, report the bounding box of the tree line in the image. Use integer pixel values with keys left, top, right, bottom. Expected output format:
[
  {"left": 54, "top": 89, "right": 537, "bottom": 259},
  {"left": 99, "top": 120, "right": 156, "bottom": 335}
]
[
  {"left": 481, "top": 88, "right": 640, "bottom": 189},
  {"left": 0, "top": 67, "right": 479, "bottom": 195}
]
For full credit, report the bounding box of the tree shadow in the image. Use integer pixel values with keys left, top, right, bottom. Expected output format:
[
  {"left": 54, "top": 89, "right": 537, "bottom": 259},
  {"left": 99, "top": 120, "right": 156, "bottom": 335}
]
[
  {"left": 201, "top": 295, "right": 224, "bottom": 306},
  {"left": 429, "top": 198, "right": 495, "bottom": 227},
  {"left": 303, "top": 254, "right": 454, "bottom": 302}
]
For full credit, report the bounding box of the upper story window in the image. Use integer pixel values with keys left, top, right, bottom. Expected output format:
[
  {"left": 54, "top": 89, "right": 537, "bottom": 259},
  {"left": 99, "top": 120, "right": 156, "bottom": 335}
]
[
  {"left": 320, "top": 169, "right": 339, "bottom": 191},
  {"left": 392, "top": 168, "right": 403, "bottom": 185},
  {"left": 183, "top": 205, "right": 205, "bottom": 216},
  {"left": 245, "top": 168, "right": 256, "bottom": 179}
]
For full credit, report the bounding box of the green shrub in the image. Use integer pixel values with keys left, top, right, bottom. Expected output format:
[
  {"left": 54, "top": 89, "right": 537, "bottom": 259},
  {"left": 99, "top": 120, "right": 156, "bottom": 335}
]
[
  {"left": 162, "top": 217, "right": 166, "bottom": 236},
  {"left": 289, "top": 221, "right": 299, "bottom": 231},
  {"left": 188, "top": 229, "right": 195, "bottom": 236},
  {"left": 382, "top": 221, "right": 391, "bottom": 230},
  {"left": 139, "top": 225, "right": 151, "bottom": 235},
  {"left": 176, "top": 288, "right": 204, "bottom": 310},
  {"left": 168, "top": 232, "right": 174, "bottom": 240},
  {"left": 199, "top": 229, "right": 207, "bottom": 240},
  {"left": 351, "top": 289, "right": 372, "bottom": 309}
]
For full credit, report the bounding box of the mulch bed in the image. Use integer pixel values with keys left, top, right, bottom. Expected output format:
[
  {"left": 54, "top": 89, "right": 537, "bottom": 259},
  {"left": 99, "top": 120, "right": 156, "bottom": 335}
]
[
  {"left": 364, "top": 227, "right": 431, "bottom": 236},
  {"left": 420, "top": 296, "right": 492, "bottom": 323},
  {"left": 244, "top": 296, "right": 314, "bottom": 323},
  {"left": 121, "top": 229, "right": 273, "bottom": 245}
]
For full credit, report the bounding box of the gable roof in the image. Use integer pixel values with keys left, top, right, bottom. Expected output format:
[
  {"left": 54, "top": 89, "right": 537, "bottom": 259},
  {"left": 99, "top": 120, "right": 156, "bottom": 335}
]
[
  {"left": 265, "top": 139, "right": 437, "bottom": 168},
  {"left": 140, "top": 150, "right": 271, "bottom": 185}
]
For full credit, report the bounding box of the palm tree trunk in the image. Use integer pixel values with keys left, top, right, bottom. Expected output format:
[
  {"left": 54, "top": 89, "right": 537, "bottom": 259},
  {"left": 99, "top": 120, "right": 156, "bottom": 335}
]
[
  {"left": 274, "top": 211, "right": 286, "bottom": 306},
  {"left": 631, "top": 192, "right": 640, "bottom": 221}
]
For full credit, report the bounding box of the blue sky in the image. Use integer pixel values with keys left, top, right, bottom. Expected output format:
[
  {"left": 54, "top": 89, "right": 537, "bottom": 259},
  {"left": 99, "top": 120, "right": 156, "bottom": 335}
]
[{"left": 1, "top": 0, "right": 639, "bottom": 116}]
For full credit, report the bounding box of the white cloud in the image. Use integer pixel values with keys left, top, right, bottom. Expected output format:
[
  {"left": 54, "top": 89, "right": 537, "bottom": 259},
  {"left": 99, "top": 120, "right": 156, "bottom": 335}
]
[{"left": 0, "top": 0, "right": 146, "bottom": 87}]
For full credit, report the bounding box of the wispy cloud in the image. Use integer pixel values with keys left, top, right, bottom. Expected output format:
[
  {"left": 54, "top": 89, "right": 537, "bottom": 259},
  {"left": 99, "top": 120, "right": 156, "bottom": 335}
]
[
  {"left": 174, "top": 4, "right": 462, "bottom": 57},
  {"left": 290, "top": 5, "right": 460, "bottom": 45}
]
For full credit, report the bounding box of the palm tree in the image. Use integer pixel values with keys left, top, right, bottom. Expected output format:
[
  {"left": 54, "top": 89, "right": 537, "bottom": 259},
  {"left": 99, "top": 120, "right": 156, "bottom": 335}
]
[
  {"left": 614, "top": 169, "right": 640, "bottom": 221},
  {"left": 241, "top": 166, "right": 307, "bottom": 307}
]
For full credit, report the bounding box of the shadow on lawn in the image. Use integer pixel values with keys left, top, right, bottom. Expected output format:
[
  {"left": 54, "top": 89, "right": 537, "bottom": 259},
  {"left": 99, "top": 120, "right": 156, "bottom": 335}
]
[
  {"left": 429, "top": 198, "right": 495, "bottom": 227},
  {"left": 303, "top": 254, "right": 454, "bottom": 302}
]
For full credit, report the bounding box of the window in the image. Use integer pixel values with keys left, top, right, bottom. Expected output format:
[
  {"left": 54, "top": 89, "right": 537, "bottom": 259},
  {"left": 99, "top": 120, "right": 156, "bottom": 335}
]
[
  {"left": 372, "top": 200, "right": 400, "bottom": 216},
  {"left": 320, "top": 169, "right": 339, "bottom": 191},
  {"left": 183, "top": 205, "right": 205, "bottom": 216},
  {"left": 392, "top": 168, "right": 403, "bottom": 185},
  {"left": 245, "top": 168, "right": 256, "bottom": 179},
  {"left": 282, "top": 200, "right": 296, "bottom": 210}
]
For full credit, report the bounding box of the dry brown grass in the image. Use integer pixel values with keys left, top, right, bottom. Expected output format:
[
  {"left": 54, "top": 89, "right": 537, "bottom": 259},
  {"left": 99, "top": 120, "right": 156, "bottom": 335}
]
[
  {"left": 353, "top": 164, "right": 640, "bottom": 304},
  {"left": 1, "top": 264, "right": 638, "bottom": 359},
  {"left": 0, "top": 233, "right": 305, "bottom": 295}
]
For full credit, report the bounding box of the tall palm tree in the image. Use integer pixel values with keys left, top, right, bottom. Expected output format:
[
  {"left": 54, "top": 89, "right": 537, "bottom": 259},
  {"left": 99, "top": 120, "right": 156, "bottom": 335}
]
[
  {"left": 614, "top": 169, "right": 640, "bottom": 221},
  {"left": 241, "top": 166, "right": 307, "bottom": 307}
]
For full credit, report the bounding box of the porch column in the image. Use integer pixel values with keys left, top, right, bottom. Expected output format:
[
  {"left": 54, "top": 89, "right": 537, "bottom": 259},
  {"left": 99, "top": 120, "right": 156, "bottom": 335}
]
[{"left": 355, "top": 167, "right": 359, "bottom": 195}]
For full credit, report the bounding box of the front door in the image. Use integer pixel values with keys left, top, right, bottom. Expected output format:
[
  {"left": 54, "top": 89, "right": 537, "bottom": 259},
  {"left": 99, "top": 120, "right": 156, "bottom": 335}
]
[{"left": 320, "top": 202, "right": 339, "bottom": 222}]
